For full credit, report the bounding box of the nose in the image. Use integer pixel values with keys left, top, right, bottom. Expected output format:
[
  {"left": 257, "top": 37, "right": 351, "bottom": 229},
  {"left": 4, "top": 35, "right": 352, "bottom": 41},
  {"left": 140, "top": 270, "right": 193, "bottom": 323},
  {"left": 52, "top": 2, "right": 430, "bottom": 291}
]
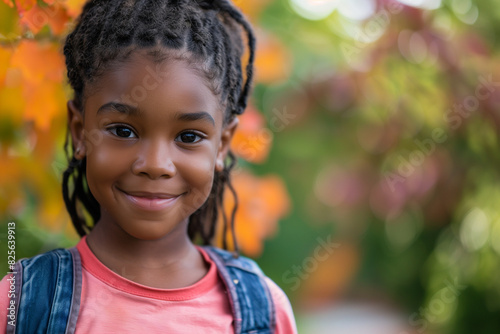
[{"left": 131, "top": 140, "right": 177, "bottom": 179}]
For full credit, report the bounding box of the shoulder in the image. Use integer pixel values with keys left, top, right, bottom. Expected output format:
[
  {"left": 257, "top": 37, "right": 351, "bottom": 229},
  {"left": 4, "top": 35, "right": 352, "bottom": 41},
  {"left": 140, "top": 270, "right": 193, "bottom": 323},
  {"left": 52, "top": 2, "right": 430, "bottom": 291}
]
[
  {"left": 200, "top": 246, "right": 264, "bottom": 276},
  {"left": 8, "top": 247, "right": 80, "bottom": 299},
  {"left": 18, "top": 247, "right": 78, "bottom": 265},
  {"left": 201, "top": 246, "right": 298, "bottom": 333},
  {"left": 0, "top": 248, "right": 73, "bottom": 333},
  {"left": 0, "top": 273, "right": 14, "bottom": 332},
  {"left": 263, "top": 277, "right": 298, "bottom": 334},
  {"left": 12, "top": 248, "right": 79, "bottom": 285}
]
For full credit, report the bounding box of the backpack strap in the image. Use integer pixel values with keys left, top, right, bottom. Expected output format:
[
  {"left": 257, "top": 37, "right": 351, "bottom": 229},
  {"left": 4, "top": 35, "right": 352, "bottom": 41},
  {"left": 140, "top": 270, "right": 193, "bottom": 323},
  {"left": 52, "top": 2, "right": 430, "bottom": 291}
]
[
  {"left": 10, "top": 247, "right": 82, "bottom": 334},
  {"left": 202, "top": 246, "right": 276, "bottom": 334},
  {"left": 65, "top": 248, "right": 83, "bottom": 334}
]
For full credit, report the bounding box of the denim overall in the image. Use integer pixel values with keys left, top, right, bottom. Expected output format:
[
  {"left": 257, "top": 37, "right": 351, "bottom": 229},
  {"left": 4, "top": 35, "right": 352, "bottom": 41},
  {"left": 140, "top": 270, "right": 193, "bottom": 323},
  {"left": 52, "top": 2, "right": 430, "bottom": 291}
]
[{"left": 7, "top": 246, "right": 275, "bottom": 334}]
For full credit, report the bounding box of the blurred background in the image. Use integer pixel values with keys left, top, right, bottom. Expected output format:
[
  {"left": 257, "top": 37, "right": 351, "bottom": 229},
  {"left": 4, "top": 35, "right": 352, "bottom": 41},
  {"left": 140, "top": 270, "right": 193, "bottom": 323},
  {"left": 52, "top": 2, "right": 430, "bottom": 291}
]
[{"left": 1, "top": 0, "right": 500, "bottom": 333}]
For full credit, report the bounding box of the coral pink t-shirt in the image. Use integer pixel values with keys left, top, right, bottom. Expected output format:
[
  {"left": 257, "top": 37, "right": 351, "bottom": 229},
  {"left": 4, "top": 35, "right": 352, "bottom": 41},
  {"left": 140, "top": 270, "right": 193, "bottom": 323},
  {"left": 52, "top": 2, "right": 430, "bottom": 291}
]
[{"left": 0, "top": 237, "right": 297, "bottom": 333}]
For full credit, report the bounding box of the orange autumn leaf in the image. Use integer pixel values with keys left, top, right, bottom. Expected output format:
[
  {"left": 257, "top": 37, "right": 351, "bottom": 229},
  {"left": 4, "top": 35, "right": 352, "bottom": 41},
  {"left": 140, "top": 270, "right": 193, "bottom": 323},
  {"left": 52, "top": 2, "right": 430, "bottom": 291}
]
[
  {"left": 30, "top": 116, "right": 62, "bottom": 164},
  {"left": 2, "top": 0, "right": 14, "bottom": 8},
  {"left": 0, "top": 155, "right": 23, "bottom": 188},
  {"left": 217, "top": 171, "right": 291, "bottom": 256},
  {"left": 301, "top": 242, "right": 360, "bottom": 304},
  {"left": 231, "top": 106, "right": 272, "bottom": 163},
  {"left": 0, "top": 47, "right": 13, "bottom": 84},
  {"left": 21, "top": 3, "right": 70, "bottom": 35},
  {"left": 62, "top": 0, "right": 87, "bottom": 18},
  {"left": 14, "top": 0, "right": 36, "bottom": 12},
  {"left": 0, "top": 154, "right": 26, "bottom": 216},
  {"left": 8, "top": 40, "right": 66, "bottom": 129},
  {"left": 10, "top": 40, "right": 65, "bottom": 84},
  {"left": 253, "top": 32, "right": 292, "bottom": 84},
  {"left": 234, "top": 0, "right": 271, "bottom": 21},
  {"left": 23, "top": 80, "right": 66, "bottom": 129}
]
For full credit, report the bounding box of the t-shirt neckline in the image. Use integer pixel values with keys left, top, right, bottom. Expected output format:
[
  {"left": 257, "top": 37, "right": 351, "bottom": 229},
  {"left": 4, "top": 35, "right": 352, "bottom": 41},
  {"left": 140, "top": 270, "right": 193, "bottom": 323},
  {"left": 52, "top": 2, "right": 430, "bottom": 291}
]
[{"left": 76, "top": 235, "right": 219, "bottom": 301}]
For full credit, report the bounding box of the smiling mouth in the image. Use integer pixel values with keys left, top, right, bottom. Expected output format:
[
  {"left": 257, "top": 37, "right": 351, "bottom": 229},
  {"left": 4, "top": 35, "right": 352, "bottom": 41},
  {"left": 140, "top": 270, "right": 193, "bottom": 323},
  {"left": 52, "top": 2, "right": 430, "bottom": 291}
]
[{"left": 117, "top": 188, "right": 183, "bottom": 211}]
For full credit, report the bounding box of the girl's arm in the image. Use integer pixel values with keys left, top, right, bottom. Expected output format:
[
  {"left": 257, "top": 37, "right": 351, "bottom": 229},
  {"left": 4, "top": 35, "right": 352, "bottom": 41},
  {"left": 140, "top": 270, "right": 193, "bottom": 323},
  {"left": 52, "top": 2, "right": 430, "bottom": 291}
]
[
  {"left": 0, "top": 273, "right": 13, "bottom": 334},
  {"left": 264, "top": 277, "right": 298, "bottom": 334}
]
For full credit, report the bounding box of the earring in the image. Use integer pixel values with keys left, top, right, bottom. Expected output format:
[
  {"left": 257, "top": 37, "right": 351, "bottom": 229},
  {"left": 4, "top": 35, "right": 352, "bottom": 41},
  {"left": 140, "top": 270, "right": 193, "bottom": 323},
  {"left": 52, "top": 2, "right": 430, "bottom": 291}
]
[
  {"left": 75, "top": 147, "right": 83, "bottom": 159},
  {"left": 216, "top": 161, "right": 224, "bottom": 171}
]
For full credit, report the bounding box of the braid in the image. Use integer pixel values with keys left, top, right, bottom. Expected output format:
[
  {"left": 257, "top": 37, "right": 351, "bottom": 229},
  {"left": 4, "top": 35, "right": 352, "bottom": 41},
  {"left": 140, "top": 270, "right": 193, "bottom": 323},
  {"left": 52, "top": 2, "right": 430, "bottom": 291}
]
[
  {"left": 62, "top": 135, "right": 100, "bottom": 237},
  {"left": 62, "top": 0, "right": 256, "bottom": 252},
  {"left": 212, "top": 0, "right": 256, "bottom": 115}
]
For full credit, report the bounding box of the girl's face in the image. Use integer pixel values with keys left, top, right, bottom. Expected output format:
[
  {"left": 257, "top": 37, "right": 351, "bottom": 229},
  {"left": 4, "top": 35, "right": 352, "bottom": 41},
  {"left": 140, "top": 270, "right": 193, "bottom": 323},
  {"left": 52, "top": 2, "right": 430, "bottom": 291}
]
[{"left": 68, "top": 51, "right": 237, "bottom": 240}]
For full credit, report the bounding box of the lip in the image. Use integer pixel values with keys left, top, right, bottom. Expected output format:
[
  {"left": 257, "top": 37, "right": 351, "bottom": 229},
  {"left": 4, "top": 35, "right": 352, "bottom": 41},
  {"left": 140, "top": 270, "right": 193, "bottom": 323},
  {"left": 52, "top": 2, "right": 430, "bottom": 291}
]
[{"left": 117, "top": 188, "right": 183, "bottom": 211}]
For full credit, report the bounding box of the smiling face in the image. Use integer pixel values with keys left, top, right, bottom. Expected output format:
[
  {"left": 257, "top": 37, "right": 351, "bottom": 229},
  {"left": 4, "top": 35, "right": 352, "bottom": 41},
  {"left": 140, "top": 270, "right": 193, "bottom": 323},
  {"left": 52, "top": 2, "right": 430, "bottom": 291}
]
[{"left": 68, "top": 51, "right": 238, "bottom": 241}]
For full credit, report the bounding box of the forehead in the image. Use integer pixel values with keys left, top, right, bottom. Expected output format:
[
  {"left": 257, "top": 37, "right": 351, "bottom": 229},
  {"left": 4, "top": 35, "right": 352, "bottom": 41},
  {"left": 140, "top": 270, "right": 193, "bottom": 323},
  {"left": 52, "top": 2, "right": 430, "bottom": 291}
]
[{"left": 85, "top": 51, "right": 222, "bottom": 122}]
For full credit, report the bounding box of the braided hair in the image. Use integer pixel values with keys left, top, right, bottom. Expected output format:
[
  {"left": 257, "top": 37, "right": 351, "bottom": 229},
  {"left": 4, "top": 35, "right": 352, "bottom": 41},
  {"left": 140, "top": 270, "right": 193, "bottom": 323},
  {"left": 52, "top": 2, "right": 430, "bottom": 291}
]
[{"left": 62, "top": 0, "right": 256, "bottom": 254}]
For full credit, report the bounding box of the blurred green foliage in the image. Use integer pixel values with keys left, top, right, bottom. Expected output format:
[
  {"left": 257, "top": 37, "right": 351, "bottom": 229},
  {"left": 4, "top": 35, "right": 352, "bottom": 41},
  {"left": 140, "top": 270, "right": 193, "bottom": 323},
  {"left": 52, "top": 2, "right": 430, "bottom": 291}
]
[{"left": 252, "top": 0, "right": 500, "bottom": 333}]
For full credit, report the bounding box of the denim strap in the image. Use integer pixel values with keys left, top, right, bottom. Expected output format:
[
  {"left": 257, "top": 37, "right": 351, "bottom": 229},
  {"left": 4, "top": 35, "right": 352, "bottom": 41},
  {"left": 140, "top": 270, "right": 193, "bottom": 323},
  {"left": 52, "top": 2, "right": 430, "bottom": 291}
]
[
  {"left": 14, "top": 248, "right": 79, "bottom": 334},
  {"left": 65, "top": 248, "right": 82, "bottom": 334},
  {"left": 202, "top": 246, "right": 275, "bottom": 334}
]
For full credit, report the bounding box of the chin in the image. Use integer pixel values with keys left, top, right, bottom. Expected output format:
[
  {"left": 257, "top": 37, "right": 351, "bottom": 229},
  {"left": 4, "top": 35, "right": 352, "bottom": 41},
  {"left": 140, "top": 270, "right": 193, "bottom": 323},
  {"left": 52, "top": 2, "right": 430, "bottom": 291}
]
[{"left": 123, "top": 224, "right": 175, "bottom": 241}]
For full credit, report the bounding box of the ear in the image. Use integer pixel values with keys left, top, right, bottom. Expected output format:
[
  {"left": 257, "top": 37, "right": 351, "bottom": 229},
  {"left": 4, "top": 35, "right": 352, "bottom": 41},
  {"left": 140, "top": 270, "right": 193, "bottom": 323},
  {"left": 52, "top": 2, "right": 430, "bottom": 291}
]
[
  {"left": 68, "top": 100, "right": 86, "bottom": 159},
  {"left": 215, "top": 117, "right": 239, "bottom": 172}
]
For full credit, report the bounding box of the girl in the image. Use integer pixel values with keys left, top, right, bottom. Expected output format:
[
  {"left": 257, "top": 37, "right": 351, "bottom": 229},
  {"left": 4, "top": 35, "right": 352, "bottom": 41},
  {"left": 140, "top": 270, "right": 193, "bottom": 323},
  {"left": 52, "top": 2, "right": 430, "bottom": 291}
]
[{"left": 0, "top": 0, "right": 297, "bottom": 333}]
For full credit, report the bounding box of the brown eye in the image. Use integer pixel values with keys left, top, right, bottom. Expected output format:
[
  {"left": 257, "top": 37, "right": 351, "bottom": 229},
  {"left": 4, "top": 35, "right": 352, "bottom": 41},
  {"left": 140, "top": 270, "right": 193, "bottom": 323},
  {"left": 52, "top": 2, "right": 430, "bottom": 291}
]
[
  {"left": 109, "top": 126, "right": 136, "bottom": 138},
  {"left": 176, "top": 132, "right": 203, "bottom": 143}
]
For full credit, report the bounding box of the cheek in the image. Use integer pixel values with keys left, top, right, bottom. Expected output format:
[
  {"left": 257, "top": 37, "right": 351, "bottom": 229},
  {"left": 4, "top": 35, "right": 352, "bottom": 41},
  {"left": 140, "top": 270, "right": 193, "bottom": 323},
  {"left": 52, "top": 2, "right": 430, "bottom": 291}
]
[
  {"left": 85, "top": 141, "right": 131, "bottom": 189},
  {"left": 181, "top": 152, "right": 214, "bottom": 185},
  {"left": 177, "top": 151, "right": 216, "bottom": 203}
]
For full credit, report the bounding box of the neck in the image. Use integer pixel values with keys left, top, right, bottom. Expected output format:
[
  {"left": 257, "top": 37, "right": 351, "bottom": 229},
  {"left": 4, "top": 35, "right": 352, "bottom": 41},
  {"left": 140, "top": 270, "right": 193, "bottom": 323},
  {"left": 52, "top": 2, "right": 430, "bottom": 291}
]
[{"left": 85, "top": 212, "right": 208, "bottom": 289}]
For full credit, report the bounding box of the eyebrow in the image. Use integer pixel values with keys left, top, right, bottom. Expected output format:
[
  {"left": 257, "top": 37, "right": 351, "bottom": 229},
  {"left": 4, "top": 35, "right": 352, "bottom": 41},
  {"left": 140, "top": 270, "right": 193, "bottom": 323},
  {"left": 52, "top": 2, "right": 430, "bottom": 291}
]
[
  {"left": 175, "top": 111, "right": 215, "bottom": 127},
  {"left": 97, "top": 102, "right": 215, "bottom": 127},
  {"left": 97, "top": 102, "right": 139, "bottom": 115}
]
